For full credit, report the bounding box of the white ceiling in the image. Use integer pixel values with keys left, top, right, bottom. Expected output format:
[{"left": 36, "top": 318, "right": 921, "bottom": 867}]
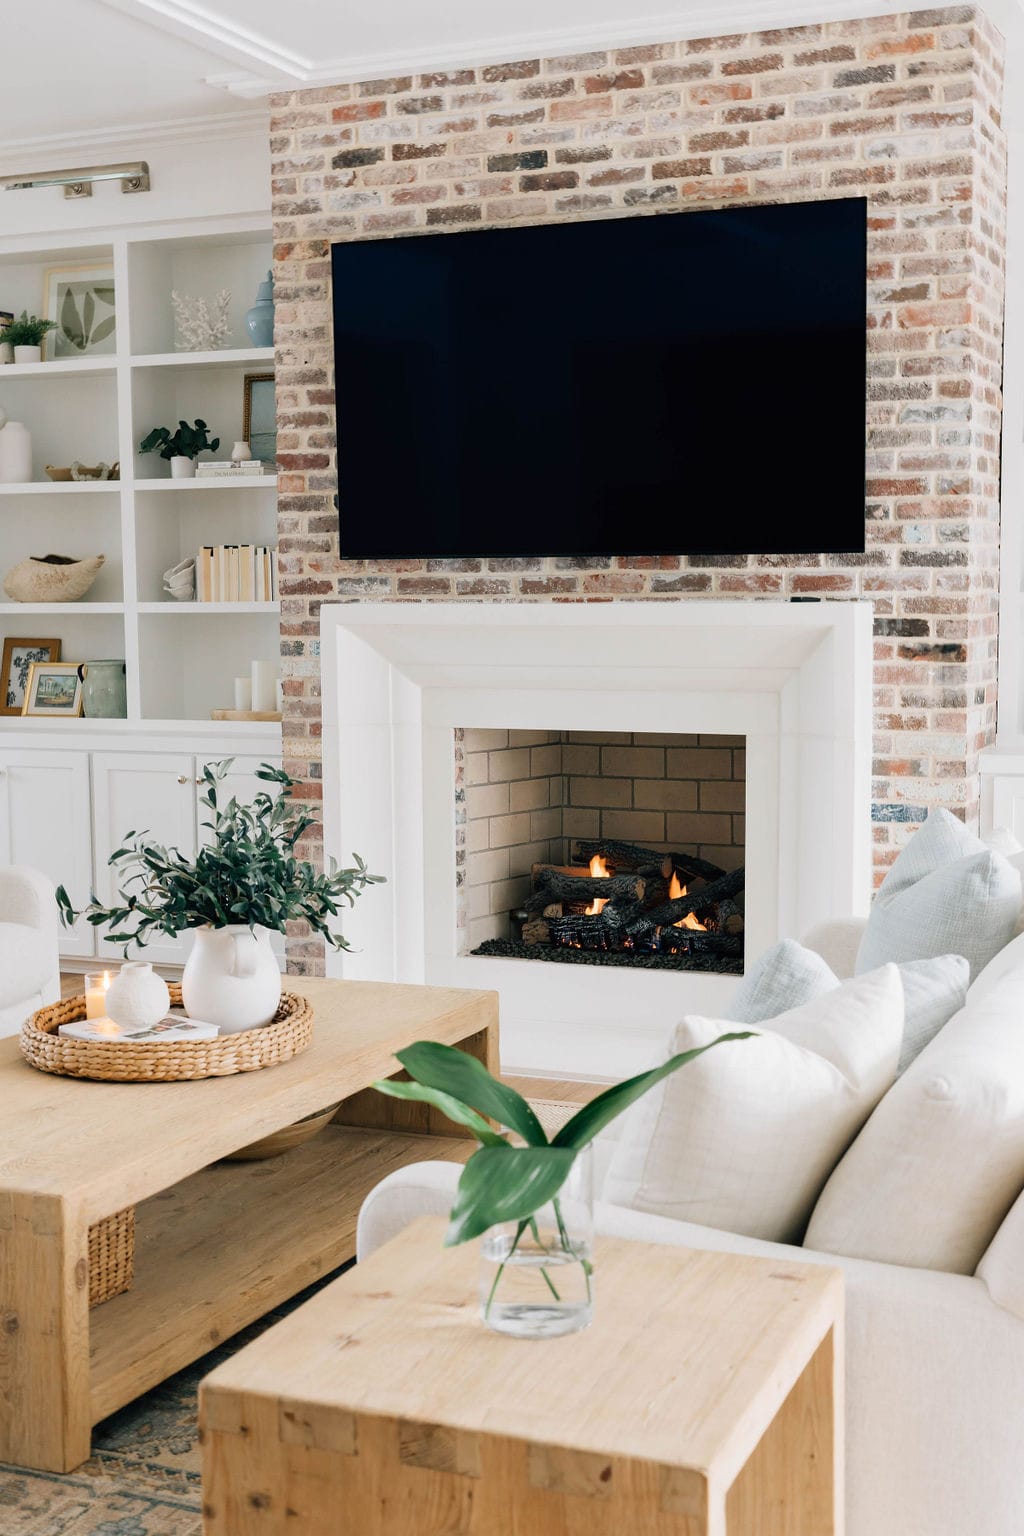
[{"left": 4, "top": 0, "right": 1023, "bottom": 153}]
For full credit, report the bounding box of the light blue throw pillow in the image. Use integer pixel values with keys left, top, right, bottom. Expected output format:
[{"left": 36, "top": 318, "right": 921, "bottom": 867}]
[
  {"left": 727, "top": 939, "right": 969, "bottom": 1075},
  {"left": 856, "top": 808, "right": 1021, "bottom": 981}
]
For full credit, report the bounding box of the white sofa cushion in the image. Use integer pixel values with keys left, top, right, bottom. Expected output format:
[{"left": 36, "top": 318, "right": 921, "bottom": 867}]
[
  {"left": 603, "top": 966, "right": 903, "bottom": 1244},
  {"left": 0, "top": 921, "right": 54, "bottom": 1003},
  {"left": 805, "top": 972, "right": 1024, "bottom": 1273},
  {"left": 727, "top": 940, "right": 967, "bottom": 1076},
  {"left": 856, "top": 807, "right": 1020, "bottom": 981},
  {"left": 977, "top": 1185, "right": 1024, "bottom": 1324},
  {"left": 967, "top": 929, "right": 1024, "bottom": 1004}
]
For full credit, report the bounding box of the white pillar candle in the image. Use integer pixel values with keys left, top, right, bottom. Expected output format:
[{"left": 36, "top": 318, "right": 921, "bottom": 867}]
[
  {"left": 251, "top": 659, "right": 278, "bottom": 713},
  {"left": 85, "top": 970, "right": 113, "bottom": 1020},
  {"left": 234, "top": 676, "right": 253, "bottom": 711}
]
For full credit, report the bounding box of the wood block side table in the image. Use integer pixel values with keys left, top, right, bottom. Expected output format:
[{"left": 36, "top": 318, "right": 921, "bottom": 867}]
[{"left": 201, "top": 1217, "right": 844, "bottom": 1535}]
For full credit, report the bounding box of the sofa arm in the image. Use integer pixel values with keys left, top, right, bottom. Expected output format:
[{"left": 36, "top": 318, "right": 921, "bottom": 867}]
[
  {"left": 0, "top": 865, "right": 59, "bottom": 934},
  {"left": 800, "top": 916, "right": 867, "bottom": 979}
]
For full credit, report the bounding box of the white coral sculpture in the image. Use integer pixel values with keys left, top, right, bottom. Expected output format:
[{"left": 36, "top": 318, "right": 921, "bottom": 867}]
[{"left": 172, "top": 290, "right": 233, "bottom": 352}]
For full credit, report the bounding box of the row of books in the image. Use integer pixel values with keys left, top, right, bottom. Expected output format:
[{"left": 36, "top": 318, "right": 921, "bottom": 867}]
[
  {"left": 196, "top": 545, "right": 279, "bottom": 603},
  {"left": 195, "top": 460, "right": 269, "bottom": 478}
]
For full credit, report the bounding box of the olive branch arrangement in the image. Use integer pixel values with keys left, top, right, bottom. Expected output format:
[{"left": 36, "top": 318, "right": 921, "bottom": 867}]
[
  {"left": 57, "top": 759, "right": 383, "bottom": 951},
  {"left": 372, "top": 1031, "right": 752, "bottom": 1312}
]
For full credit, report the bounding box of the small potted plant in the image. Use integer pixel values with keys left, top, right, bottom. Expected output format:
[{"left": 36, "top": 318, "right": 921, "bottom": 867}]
[
  {"left": 139, "top": 417, "right": 220, "bottom": 479},
  {"left": 57, "top": 760, "right": 383, "bottom": 1031},
  {"left": 5, "top": 311, "right": 57, "bottom": 364}
]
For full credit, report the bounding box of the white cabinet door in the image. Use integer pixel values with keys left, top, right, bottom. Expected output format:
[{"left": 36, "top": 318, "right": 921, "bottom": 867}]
[
  {"left": 92, "top": 752, "right": 197, "bottom": 964},
  {"left": 0, "top": 749, "right": 94, "bottom": 959},
  {"left": 196, "top": 754, "right": 285, "bottom": 962}
]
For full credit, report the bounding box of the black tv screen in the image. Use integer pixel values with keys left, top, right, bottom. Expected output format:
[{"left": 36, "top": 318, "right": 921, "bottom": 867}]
[{"left": 330, "top": 197, "right": 867, "bottom": 558}]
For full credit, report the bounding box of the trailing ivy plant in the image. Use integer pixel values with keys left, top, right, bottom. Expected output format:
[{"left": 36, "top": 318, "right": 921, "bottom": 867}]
[
  {"left": 57, "top": 759, "right": 383, "bottom": 952},
  {"left": 372, "top": 1033, "right": 753, "bottom": 1311},
  {"left": 139, "top": 418, "right": 220, "bottom": 461}
]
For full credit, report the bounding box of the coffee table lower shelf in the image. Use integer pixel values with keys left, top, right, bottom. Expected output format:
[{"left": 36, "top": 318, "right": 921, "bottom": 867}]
[{"left": 89, "top": 1125, "right": 469, "bottom": 1426}]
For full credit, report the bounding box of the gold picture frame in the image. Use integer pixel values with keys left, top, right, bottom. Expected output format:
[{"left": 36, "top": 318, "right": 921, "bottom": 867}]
[
  {"left": 2, "top": 636, "right": 60, "bottom": 716},
  {"left": 23, "top": 661, "right": 83, "bottom": 718},
  {"left": 242, "top": 372, "right": 276, "bottom": 464}
]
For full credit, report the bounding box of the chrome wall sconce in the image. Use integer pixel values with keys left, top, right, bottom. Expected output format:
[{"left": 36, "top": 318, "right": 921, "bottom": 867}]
[{"left": 0, "top": 162, "right": 151, "bottom": 199}]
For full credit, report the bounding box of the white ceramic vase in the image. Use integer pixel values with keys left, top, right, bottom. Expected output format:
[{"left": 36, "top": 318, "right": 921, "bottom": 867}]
[
  {"left": 105, "top": 962, "right": 171, "bottom": 1032},
  {"left": 13, "top": 344, "right": 41, "bottom": 364},
  {"left": 231, "top": 440, "right": 252, "bottom": 462},
  {"left": 0, "top": 421, "right": 32, "bottom": 483},
  {"left": 170, "top": 455, "right": 196, "bottom": 479},
  {"left": 182, "top": 925, "right": 281, "bottom": 1033}
]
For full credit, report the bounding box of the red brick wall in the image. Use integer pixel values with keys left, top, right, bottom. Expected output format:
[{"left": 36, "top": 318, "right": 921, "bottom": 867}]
[{"left": 271, "top": 5, "right": 1007, "bottom": 974}]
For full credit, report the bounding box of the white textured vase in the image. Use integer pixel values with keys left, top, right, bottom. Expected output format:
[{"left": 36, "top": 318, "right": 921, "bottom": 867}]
[
  {"left": 170, "top": 455, "right": 196, "bottom": 479},
  {"left": 182, "top": 925, "right": 281, "bottom": 1033},
  {"left": 105, "top": 962, "right": 171, "bottom": 1032},
  {"left": 0, "top": 421, "right": 32, "bottom": 483},
  {"left": 13, "top": 345, "right": 41, "bottom": 364}
]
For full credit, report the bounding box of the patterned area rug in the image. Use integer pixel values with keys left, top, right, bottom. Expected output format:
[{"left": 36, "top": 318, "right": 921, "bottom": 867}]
[{"left": 0, "top": 1098, "right": 579, "bottom": 1534}]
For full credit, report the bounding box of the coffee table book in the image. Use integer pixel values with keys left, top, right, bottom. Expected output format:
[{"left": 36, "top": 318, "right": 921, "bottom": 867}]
[
  {"left": 201, "top": 1217, "right": 844, "bottom": 1535},
  {"left": 0, "top": 977, "right": 497, "bottom": 1473}
]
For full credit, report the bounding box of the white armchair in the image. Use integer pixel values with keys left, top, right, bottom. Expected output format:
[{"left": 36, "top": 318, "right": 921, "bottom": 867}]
[{"left": 0, "top": 865, "right": 61, "bottom": 1036}]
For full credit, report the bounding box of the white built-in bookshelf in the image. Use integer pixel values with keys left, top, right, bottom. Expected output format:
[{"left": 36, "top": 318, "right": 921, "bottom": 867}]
[{"left": 0, "top": 218, "right": 280, "bottom": 731}]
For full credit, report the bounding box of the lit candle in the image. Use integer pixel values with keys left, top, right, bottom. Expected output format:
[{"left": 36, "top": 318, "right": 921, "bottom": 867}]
[{"left": 85, "top": 971, "right": 113, "bottom": 1020}]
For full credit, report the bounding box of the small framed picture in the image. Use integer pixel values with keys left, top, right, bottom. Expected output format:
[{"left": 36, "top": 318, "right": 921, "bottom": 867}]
[
  {"left": 42, "top": 263, "right": 117, "bottom": 359},
  {"left": 243, "top": 373, "right": 276, "bottom": 464},
  {"left": 2, "top": 637, "right": 60, "bottom": 716},
  {"left": 23, "top": 660, "right": 82, "bottom": 718}
]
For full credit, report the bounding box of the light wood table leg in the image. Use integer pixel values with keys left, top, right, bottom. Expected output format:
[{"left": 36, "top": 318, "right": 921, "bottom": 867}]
[
  {"left": 725, "top": 1321, "right": 844, "bottom": 1535},
  {"left": 0, "top": 1191, "right": 91, "bottom": 1472}
]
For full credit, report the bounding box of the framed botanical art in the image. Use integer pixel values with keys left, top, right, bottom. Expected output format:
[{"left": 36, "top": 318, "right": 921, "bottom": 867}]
[
  {"left": 23, "top": 661, "right": 82, "bottom": 718},
  {"left": 43, "top": 262, "right": 117, "bottom": 359},
  {"left": 243, "top": 373, "right": 276, "bottom": 464},
  {"left": 1, "top": 637, "right": 60, "bottom": 716}
]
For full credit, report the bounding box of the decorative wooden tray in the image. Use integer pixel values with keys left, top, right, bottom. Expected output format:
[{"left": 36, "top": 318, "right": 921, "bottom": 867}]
[{"left": 21, "top": 985, "right": 313, "bottom": 1082}]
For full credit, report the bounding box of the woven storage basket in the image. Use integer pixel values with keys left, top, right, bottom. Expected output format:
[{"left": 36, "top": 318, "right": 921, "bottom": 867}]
[
  {"left": 88, "top": 1207, "right": 135, "bottom": 1308},
  {"left": 21, "top": 984, "right": 313, "bottom": 1082}
]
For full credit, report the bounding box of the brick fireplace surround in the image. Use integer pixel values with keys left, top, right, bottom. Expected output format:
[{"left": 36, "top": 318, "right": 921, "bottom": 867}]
[{"left": 270, "top": 5, "right": 1007, "bottom": 974}]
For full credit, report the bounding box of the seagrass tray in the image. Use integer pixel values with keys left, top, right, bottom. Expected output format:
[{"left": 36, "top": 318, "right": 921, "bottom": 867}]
[{"left": 21, "top": 984, "right": 314, "bottom": 1082}]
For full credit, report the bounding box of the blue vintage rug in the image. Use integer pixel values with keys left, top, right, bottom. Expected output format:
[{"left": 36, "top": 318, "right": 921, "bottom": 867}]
[{"left": 0, "top": 1269, "right": 348, "bottom": 1536}]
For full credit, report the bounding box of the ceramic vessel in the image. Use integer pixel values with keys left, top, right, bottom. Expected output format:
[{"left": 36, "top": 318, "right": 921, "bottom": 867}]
[
  {"left": 13, "top": 344, "right": 41, "bottom": 364},
  {"left": 0, "top": 342, "right": 12, "bottom": 365},
  {"left": 246, "top": 271, "right": 275, "bottom": 347},
  {"left": 170, "top": 455, "right": 196, "bottom": 479},
  {"left": 3, "top": 553, "right": 104, "bottom": 602},
  {"left": 231, "top": 440, "right": 252, "bottom": 462},
  {"left": 105, "top": 962, "right": 171, "bottom": 1032},
  {"left": 78, "top": 659, "right": 127, "bottom": 718},
  {"left": 0, "top": 420, "right": 32, "bottom": 483},
  {"left": 163, "top": 556, "right": 196, "bottom": 600},
  {"left": 182, "top": 924, "right": 282, "bottom": 1032}
]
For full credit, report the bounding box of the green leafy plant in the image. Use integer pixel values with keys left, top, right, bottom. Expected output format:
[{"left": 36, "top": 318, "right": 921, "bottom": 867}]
[
  {"left": 56, "top": 759, "right": 383, "bottom": 952},
  {"left": 4, "top": 311, "right": 57, "bottom": 348},
  {"left": 139, "top": 418, "right": 220, "bottom": 461},
  {"left": 372, "top": 1033, "right": 753, "bottom": 1310}
]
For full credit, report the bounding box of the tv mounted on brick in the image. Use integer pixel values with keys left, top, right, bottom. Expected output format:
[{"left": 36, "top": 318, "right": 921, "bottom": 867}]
[{"left": 330, "top": 197, "right": 867, "bottom": 559}]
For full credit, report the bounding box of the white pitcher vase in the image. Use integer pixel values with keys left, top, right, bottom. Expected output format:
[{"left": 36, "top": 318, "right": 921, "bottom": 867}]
[{"left": 182, "top": 924, "right": 282, "bottom": 1033}]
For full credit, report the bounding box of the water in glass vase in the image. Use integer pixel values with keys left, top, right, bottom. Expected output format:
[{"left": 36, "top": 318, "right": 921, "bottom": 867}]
[{"left": 479, "top": 1144, "right": 594, "bottom": 1338}]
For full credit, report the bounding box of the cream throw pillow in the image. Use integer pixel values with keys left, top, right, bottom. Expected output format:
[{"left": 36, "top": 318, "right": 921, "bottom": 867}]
[
  {"left": 805, "top": 971, "right": 1024, "bottom": 1273},
  {"left": 602, "top": 966, "right": 904, "bottom": 1244}
]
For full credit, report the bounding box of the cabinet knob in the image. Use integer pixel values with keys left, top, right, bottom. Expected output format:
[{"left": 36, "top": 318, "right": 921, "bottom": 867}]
[{"left": 176, "top": 774, "right": 189, "bottom": 784}]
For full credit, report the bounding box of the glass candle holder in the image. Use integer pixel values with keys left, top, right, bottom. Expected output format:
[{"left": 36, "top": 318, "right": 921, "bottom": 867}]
[{"left": 84, "top": 970, "right": 113, "bottom": 1020}]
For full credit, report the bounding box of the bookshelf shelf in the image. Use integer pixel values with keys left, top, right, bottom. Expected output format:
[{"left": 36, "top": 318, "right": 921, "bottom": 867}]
[
  {"left": 138, "top": 602, "right": 279, "bottom": 615},
  {"left": 130, "top": 347, "right": 274, "bottom": 371},
  {"left": 133, "top": 475, "right": 277, "bottom": 491}
]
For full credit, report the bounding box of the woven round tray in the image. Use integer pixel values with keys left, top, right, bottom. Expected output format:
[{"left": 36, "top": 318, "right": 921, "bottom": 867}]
[{"left": 21, "top": 985, "right": 313, "bottom": 1082}]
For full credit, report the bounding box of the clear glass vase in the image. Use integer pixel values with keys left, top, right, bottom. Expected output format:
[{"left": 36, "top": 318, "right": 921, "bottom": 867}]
[{"left": 479, "top": 1145, "right": 594, "bottom": 1338}]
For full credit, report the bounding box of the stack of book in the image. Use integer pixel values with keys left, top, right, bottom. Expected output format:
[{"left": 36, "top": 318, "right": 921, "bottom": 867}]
[
  {"left": 196, "top": 546, "right": 278, "bottom": 602},
  {"left": 195, "top": 460, "right": 268, "bottom": 479}
]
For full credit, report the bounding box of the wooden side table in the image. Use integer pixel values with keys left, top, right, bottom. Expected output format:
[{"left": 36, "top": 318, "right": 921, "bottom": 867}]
[
  {"left": 201, "top": 1216, "right": 844, "bottom": 1535},
  {"left": 0, "top": 978, "right": 497, "bottom": 1473}
]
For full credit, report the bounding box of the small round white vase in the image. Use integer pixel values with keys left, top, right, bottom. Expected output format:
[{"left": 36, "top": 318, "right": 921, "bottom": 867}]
[
  {"left": 105, "top": 962, "right": 171, "bottom": 1032},
  {"left": 182, "top": 925, "right": 282, "bottom": 1033},
  {"left": 170, "top": 455, "right": 196, "bottom": 479}
]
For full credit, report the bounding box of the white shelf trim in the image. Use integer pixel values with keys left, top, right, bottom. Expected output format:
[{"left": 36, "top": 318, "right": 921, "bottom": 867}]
[
  {"left": 0, "top": 481, "right": 120, "bottom": 494},
  {"left": 130, "top": 347, "right": 274, "bottom": 370},
  {"left": 0, "top": 602, "right": 124, "bottom": 615},
  {"left": 137, "top": 601, "right": 279, "bottom": 615},
  {"left": 132, "top": 475, "right": 277, "bottom": 491},
  {"left": 0, "top": 356, "right": 118, "bottom": 378}
]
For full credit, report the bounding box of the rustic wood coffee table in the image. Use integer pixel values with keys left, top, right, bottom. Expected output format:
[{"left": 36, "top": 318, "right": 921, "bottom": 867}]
[
  {"left": 0, "top": 978, "right": 496, "bottom": 1473},
  {"left": 201, "top": 1217, "right": 843, "bottom": 1535}
]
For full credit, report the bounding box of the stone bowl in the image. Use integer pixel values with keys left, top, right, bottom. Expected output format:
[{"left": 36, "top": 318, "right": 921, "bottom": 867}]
[{"left": 3, "top": 553, "right": 105, "bottom": 602}]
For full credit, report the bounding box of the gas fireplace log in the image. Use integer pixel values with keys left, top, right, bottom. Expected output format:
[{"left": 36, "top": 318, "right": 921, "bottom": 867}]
[
  {"left": 658, "top": 928, "right": 744, "bottom": 958},
  {"left": 536, "top": 870, "right": 646, "bottom": 904},
  {"left": 548, "top": 901, "right": 645, "bottom": 948},
  {"left": 716, "top": 896, "right": 745, "bottom": 936},
  {"left": 638, "top": 867, "right": 746, "bottom": 931},
  {"left": 522, "top": 917, "right": 552, "bottom": 945},
  {"left": 573, "top": 839, "right": 727, "bottom": 883}
]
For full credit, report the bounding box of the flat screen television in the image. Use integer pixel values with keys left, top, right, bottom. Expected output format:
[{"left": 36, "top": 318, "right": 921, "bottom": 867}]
[{"left": 330, "top": 196, "right": 867, "bottom": 559}]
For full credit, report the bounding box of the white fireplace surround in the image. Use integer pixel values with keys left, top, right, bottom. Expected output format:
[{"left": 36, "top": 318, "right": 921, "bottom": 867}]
[{"left": 322, "top": 601, "right": 873, "bottom": 1077}]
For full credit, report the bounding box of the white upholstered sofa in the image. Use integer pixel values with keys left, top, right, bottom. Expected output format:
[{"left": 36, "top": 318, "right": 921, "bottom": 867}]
[
  {"left": 0, "top": 866, "right": 61, "bottom": 1036},
  {"left": 358, "top": 915, "right": 1024, "bottom": 1536}
]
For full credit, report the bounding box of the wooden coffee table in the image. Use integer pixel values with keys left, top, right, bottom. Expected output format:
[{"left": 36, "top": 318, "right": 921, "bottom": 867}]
[
  {"left": 0, "top": 978, "right": 496, "bottom": 1473},
  {"left": 201, "top": 1216, "right": 843, "bottom": 1535}
]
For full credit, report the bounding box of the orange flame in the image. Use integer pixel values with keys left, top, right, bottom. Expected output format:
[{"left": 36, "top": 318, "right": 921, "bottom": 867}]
[
  {"left": 585, "top": 853, "right": 610, "bottom": 916},
  {"left": 668, "top": 871, "right": 706, "bottom": 932}
]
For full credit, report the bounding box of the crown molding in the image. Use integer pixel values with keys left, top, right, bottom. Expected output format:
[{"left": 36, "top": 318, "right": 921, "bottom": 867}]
[{"left": 0, "top": 108, "right": 269, "bottom": 173}]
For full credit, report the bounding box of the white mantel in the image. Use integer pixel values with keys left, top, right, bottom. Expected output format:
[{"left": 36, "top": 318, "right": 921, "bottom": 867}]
[{"left": 321, "top": 601, "right": 873, "bottom": 1077}]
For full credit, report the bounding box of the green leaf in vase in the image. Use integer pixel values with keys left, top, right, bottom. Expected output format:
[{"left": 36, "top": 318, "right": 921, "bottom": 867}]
[
  {"left": 446, "top": 1145, "right": 576, "bottom": 1246},
  {"left": 370, "top": 1077, "right": 508, "bottom": 1146},
  {"left": 397, "top": 1040, "right": 547, "bottom": 1146}
]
